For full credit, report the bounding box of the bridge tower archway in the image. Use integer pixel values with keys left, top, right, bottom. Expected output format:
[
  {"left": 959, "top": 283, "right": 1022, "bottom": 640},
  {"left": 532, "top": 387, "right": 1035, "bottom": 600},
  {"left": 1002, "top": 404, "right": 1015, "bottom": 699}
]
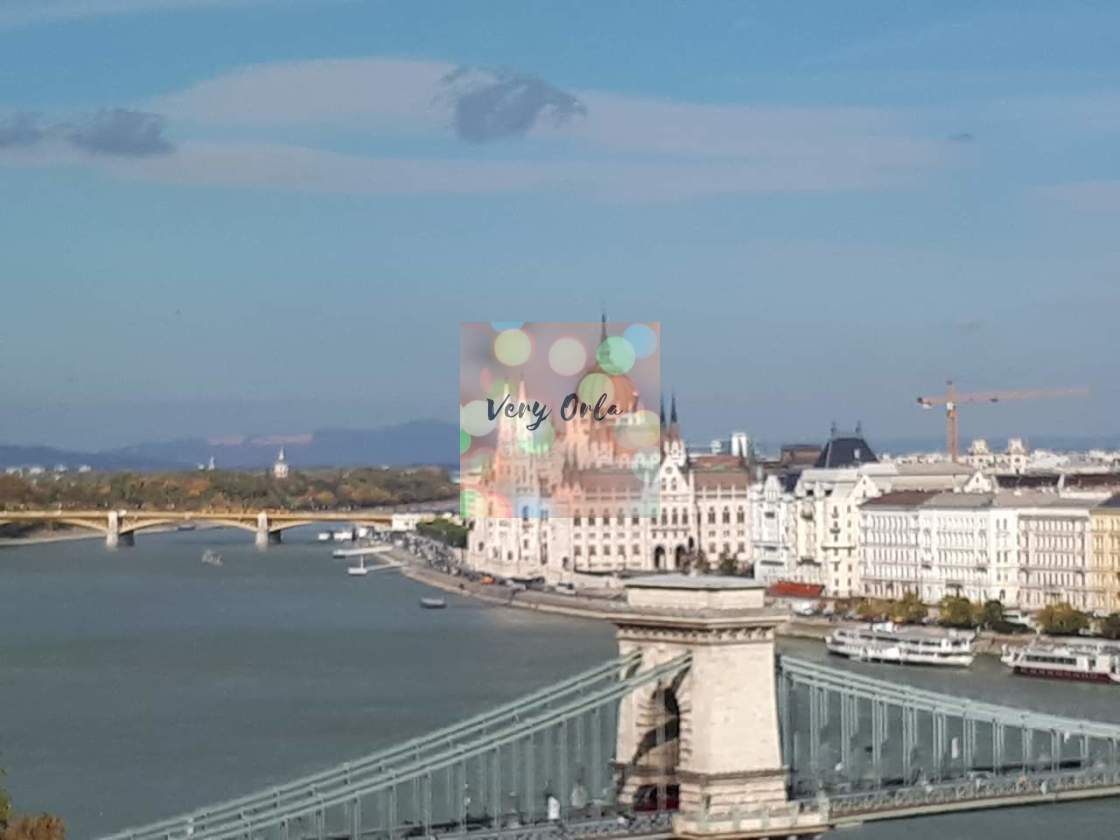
[{"left": 612, "top": 575, "right": 829, "bottom": 838}]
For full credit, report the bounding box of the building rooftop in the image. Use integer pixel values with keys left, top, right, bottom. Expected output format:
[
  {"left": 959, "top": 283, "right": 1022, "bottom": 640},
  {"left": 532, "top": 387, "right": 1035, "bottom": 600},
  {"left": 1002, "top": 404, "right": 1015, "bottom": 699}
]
[
  {"left": 814, "top": 433, "right": 878, "bottom": 468},
  {"left": 861, "top": 490, "right": 938, "bottom": 509}
]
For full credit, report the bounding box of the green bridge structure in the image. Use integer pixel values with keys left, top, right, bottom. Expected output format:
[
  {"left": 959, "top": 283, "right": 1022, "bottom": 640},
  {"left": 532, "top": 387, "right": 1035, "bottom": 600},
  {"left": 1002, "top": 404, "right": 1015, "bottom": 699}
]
[{"left": 99, "top": 577, "right": 1120, "bottom": 840}]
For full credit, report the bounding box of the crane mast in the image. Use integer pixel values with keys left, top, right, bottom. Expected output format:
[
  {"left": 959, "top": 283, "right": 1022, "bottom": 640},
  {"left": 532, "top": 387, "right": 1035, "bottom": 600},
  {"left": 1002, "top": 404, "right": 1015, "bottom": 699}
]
[{"left": 916, "top": 380, "right": 1088, "bottom": 462}]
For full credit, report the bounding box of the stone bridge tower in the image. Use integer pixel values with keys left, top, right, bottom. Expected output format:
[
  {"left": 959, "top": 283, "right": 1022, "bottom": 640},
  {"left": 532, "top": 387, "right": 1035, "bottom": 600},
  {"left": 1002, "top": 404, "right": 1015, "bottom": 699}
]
[{"left": 612, "top": 575, "right": 829, "bottom": 839}]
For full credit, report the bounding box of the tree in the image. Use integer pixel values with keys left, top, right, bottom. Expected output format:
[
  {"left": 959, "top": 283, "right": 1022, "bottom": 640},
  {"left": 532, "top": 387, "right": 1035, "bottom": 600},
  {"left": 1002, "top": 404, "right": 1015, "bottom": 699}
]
[
  {"left": 1099, "top": 613, "right": 1120, "bottom": 640},
  {"left": 891, "top": 591, "right": 928, "bottom": 625},
  {"left": 977, "top": 600, "right": 1006, "bottom": 629},
  {"left": 717, "top": 552, "right": 738, "bottom": 576},
  {"left": 1, "top": 814, "right": 66, "bottom": 840},
  {"left": 1, "top": 769, "right": 10, "bottom": 829},
  {"left": 1036, "top": 602, "right": 1091, "bottom": 636},
  {"left": 938, "top": 595, "right": 977, "bottom": 629},
  {"left": 856, "top": 598, "right": 891, "bottom": 622}
]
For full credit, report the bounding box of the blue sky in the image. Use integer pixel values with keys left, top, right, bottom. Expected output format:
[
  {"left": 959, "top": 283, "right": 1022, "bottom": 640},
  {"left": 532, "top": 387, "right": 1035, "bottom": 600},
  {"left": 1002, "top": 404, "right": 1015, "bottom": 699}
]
[{"left": 1, "top": 1, "right": 1118, "bottom": 450}]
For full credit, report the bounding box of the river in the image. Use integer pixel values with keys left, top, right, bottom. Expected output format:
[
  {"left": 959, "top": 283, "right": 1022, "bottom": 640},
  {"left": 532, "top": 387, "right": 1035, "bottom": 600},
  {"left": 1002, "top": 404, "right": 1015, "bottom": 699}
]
[{"left": 2, "top": 531, "right": 1119, "bottom": 838}]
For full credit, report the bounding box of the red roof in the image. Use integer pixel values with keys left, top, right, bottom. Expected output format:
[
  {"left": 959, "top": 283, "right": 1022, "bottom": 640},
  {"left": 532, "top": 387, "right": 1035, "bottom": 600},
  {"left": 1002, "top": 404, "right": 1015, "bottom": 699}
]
[{"left": 767, "top": 581, "right": 825, "bottom": 599}]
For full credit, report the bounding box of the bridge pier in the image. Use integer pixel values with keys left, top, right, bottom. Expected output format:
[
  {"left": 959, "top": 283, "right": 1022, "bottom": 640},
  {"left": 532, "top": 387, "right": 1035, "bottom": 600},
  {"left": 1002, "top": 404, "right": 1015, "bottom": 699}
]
[
  {"left": 613, "top": 575, "right": 831, "bottom": 839},
  {"left": 105, "top": 511, "right": 134, "bottom": 549},
  {"left": 255, "top": 513, "right": 282, "bottom": 549}
]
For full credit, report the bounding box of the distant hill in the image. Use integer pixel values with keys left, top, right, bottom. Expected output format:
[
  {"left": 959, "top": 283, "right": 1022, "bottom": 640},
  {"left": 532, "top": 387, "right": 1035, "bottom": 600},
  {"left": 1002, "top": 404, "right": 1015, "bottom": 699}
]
[{"left": 0, "top": 420, "right": 459, "bottom": 471}]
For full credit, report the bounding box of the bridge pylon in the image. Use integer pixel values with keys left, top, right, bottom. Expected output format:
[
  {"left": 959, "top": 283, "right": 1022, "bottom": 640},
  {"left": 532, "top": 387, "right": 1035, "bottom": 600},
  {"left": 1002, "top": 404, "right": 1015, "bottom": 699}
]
[
  {"left": 106, "top": 511, "right": 133, "bottom": 548},
  {"left": 612, "top": 575, "right": 830, "bottom": 839}
]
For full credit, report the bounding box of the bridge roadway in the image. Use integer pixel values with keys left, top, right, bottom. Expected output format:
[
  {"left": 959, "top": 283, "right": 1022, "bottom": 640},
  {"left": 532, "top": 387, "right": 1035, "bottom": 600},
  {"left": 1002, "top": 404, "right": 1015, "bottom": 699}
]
[{"left": 0, "top": 508, "right": 398, "bottom": 547}]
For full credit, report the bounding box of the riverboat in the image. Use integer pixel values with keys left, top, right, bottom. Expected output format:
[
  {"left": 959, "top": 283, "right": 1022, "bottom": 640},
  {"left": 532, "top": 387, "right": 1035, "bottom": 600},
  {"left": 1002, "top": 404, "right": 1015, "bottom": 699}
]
[
  {"left": 200, "top": 549, "right": 223, "bottom": 567},
  {"left": 1001, "top": 639, "right": 1120, "bottom": 683},
  {"left": 826, "top": 621, "right": 976, "bottom": 667},
  {"left": 419, "top": 598, "right": 446, "bottom": 610}
]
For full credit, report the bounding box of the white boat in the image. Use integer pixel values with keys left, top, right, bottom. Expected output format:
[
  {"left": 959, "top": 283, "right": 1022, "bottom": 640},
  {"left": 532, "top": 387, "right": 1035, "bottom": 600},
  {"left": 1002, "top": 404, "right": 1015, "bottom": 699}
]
[
  {"left": 347, "top": 557, "right": 370, "bottom": 576},
  {"left": 333, "top": 529, "right": 355, "bottom": 542},
  {"left": 419, "top": 597, "right": 446, "bottom": 609},
  {"left": 1001, "top": 639, "right": 1120, "bottom": 684},
  {"left": 201, "top": 549, "right": 223, "bottom": 567},
  {"left": 826, "top": 622, "right": 976, "bottom": 667},
  {"left": 317, "top": 532, "right": 332, "bottom": 542}
]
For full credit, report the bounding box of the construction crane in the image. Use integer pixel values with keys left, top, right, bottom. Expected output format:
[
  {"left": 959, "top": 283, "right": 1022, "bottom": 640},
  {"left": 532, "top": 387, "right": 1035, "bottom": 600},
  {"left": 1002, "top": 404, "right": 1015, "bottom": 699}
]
[{"left": 916, "top": 380, "right": 1089, "bottom": 461}]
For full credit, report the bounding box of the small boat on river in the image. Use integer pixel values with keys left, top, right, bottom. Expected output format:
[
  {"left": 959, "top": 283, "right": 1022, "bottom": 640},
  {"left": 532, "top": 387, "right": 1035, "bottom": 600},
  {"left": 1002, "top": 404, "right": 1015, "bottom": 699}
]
[
  {"left": 419, "top": 598, "right": 446, "bottom": 610},
  {"left": 201, "top": 549, "right": 223, "bottom": 567}
]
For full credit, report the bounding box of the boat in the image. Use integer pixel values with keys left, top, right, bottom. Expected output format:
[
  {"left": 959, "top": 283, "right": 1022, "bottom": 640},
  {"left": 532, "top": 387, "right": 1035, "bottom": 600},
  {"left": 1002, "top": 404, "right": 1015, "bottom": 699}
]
[
  {"left": 1001, "top": 639, "right": 1120, "bottom": 683},
  {"left": 177, "top": 523, "right": 197, "bottom": 532},
  {"left": 201, "top": 549, "right": 223, "bottom": 567},
  {"left": 825, "top": 621, "right": 976, "bottom": 667},
  {"left": 317, "top": 532, "right": 332, "bottom": 542},
  {"left": 419, "top": 597, "right": 446, "bottom": 609},
  {"left": 346, "top": 557, "right": 369, "bottom": 576},
  {"left": 333, "top": 529, "right": 355, "bottom": 542}
]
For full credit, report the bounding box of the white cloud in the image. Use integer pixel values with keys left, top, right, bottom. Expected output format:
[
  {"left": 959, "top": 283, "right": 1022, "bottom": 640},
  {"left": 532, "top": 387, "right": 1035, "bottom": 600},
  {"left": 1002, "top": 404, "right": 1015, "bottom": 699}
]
[
  {"left": 151, "top": 58, "right": 455, "bottom": 130},
  {"left": 88, "top": 139, "right": 928, "bottom": 200},
  {"left": 4, "top": 55, "right": 954, "bottom": 199}
]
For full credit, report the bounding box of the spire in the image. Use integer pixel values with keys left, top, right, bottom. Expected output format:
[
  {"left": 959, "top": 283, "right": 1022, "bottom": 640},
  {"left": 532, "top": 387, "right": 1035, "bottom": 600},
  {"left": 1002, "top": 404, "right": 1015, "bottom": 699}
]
[
  {"left": 600, "top": 310, "right": 607, "bottom": 344},
  {"left": 659, "top": 395, "right": 666, "bottom": 428},
  {"left": 830, "top": 420, "right": 838, "bottom": 439},
  {"left": 666, "top": 391, "right": 681, "bottom": 442},
  {"left": 855, "top": 420, "right": 863, "bottom": 436}
]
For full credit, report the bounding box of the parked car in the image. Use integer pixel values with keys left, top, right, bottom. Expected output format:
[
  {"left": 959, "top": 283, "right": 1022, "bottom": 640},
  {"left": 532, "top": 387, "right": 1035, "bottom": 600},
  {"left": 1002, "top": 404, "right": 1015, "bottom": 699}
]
[{"left": 633, "top": 784, "right": 679, "bottom": 812}]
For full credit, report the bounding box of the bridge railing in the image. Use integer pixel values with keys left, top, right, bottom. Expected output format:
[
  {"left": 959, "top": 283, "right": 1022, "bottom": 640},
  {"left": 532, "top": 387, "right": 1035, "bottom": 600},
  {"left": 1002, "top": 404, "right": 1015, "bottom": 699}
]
[
  {"left": 778, "top": 654, "right": 1120, "bottom": 799},
  {"left": 99, "top": 652, "right": 692, "bottom": 840},
  {"left": 101, "top": 652, "right": 641, "bottom": 840}
]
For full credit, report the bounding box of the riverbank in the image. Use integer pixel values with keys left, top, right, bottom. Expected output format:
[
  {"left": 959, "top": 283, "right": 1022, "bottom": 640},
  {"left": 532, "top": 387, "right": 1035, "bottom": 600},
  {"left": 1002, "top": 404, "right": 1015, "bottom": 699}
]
[
  {"left": 398, "top": 560, "right": 1039, "bottom": 655},
  {"left": 0, "top": 527, "right": 103, "bottom": 548}
]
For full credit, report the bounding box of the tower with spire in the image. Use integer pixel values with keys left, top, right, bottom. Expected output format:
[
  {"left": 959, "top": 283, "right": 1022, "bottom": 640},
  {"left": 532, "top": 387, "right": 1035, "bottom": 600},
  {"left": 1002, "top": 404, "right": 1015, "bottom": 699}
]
[{"left": 272, "top": 447, "right": 289, "bottom": 479}]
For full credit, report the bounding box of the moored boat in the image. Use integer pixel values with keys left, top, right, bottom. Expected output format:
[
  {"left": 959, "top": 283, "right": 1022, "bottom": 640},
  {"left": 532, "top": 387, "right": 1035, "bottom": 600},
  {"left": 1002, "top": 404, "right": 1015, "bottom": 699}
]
[
  {"left": 826, "top": 621, "right": 975, "bottom": 667},
  {"left": 419, "top": 597, "right": 446, "bottom": 609},
  {"left": 1001, "top": 639, "right": 1120, "bottom": 683},
  {"left": 317, "top": 532, "right": 332, "bottom": 542}
]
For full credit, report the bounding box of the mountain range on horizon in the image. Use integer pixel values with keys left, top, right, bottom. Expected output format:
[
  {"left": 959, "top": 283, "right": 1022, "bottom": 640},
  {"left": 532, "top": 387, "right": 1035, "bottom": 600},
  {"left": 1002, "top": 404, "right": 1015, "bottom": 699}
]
[
  {"left": 0, "top": 420, "right": 460, "bottom": 472},
  {"left": 1, "top": 422, "right": 1118, "bottom": 473}
]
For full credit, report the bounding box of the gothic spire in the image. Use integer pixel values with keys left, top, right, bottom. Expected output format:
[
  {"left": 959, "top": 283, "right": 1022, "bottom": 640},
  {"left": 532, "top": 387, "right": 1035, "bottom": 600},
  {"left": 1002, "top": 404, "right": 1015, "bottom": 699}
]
[
  {"left": 599, "top": 310, "right": 607, "bottom": 343},
  {"left": 659, "top": 395, "right": 666, "bottom": 428}
]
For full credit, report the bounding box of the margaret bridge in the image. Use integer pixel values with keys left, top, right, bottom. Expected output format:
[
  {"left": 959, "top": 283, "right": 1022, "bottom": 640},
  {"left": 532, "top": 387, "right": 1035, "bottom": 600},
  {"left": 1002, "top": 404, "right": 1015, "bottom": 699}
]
[
  {"left": 97, "top": 576, "right": 1120, "bottom": 840},
  {"left": 0, "top": 509, "right": 397, "bottom": 548}
]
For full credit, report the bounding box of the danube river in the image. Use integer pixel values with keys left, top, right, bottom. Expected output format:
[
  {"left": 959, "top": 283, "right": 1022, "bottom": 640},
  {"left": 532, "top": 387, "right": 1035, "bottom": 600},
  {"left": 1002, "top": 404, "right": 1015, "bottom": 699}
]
[{"left": 3, "top": 532, "right": 1120, "bottom": 838}]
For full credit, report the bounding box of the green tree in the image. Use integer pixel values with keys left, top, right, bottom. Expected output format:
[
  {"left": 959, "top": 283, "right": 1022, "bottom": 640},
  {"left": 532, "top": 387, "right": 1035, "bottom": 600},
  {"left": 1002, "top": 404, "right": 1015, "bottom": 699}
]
[
  {"left": 1099, "top": 613, "right": 1120, "bottom": 640},
  {"left": 717, "top": 552, "right": 738, "bottom": 576},
  {"left": 976, "top": 600, "right": 1006, "bottom": 629},
  {"left": 856, "top": 598, "right": 891, "bottom": 622},
  {"left": 890, "top": 591, "right": 928, "bottom": 625},
  {"left": 1037, "top": 602, "right": 1091, "bottom": 636},
  {"left": 938, "top": 595, "right": 977, "bottom": 628}
]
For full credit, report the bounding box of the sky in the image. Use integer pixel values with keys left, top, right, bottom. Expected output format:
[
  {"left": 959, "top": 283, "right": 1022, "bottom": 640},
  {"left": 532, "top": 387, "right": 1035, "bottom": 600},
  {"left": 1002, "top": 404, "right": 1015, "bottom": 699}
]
[{"left": 1, "top": 0, "right": 1119, "bottom": 451}]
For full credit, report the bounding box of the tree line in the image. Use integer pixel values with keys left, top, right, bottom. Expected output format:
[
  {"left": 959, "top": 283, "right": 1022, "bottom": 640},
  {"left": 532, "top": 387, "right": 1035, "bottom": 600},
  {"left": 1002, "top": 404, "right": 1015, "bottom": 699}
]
[
  {"left": 839, "top": 593, "right": 1120, "bottom": 638},
  {"left": 0, "top": 467, "right": 456, "bottom": 514}
]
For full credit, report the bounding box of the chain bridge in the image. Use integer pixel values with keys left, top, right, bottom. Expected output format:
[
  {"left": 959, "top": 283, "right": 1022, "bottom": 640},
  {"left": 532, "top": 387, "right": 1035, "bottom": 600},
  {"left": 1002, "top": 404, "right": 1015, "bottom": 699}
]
[{"left": 98, "top": 577, "right": 1120, "bottom": 840}]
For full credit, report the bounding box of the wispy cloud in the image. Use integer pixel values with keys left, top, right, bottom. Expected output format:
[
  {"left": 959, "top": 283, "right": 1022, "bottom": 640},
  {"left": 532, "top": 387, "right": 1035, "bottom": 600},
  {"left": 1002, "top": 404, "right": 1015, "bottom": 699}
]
[
  {"left": 0, "top": 109, "right": 174, "bottom": 156},
  {"left": 6, "top": 56, "right": 953, "bottom": 199},
  {"left": 438, "top": 67, "right": 587, "bottom": 143}
]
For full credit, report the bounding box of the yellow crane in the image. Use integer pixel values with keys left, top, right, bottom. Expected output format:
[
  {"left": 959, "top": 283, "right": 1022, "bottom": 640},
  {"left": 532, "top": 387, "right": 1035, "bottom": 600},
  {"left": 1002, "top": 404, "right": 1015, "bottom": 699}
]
[{"left": 916, "top": 381, "right": 1089, "bottom": 461}]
